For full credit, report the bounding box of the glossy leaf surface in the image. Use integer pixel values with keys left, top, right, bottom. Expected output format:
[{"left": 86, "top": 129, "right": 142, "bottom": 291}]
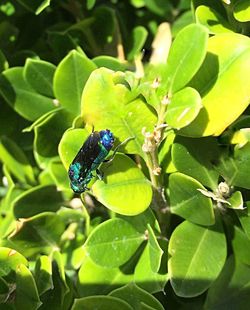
[
  {"left": 181, "top": 33, "right": 250, "bottom": 136},
  {"left": 54, "top": 50, "right": 97, "bottom": 116},
  {"left": 164, "top": 23, "right": 208, "bottom": 94},
  {"left": 92, "top": 154, "right": 152, "bottom": 215},
  {"left": 168, "top": 220, "right": 226, "bottom": 297},
  {"left": 166, "top": 87, "right": 202, "bottom": 129},
  {"left": 169, "top": 172, "right": 214, "bottom": 225},
  {"left": 81, "top": 67, "right": 157, "bottom": 159},
  {"left": 84, "top": 218, "right": 145, "bottom": 267}
]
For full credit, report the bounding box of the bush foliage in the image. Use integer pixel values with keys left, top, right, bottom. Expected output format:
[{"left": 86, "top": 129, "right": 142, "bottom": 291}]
[{"left": 0, "top": 0, "right": 250, "bottom": 309}]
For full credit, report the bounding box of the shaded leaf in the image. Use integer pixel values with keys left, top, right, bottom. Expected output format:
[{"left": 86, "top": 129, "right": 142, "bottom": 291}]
[
  {"left": 77, "top": 248, "right": 133, "bottom": 297},
  {"left": 72, "top": 296, "right": 133, "bottom": 310},
  {"left": 8, "top": 212, "right": 65, "bottom": 257},
  {"left": 168, "top": 219, "right": 227, "bottom": 297},
  {"left": 15, "top": 264, "right": 41, "bottom": 309},
  {"left": 24, "top": 58, "right": 56, "bottom": 97},
  {"left": 205, "top": 256, "right": 250, "bottom": 310},
  {"left": 172, "top": 135, "right": 219, "bottom": 190},
  {"left": 0, "top": 67, "right": 56, "bottom": 121},
  {"left": 13, "top": 185, "right": 64, "bottom": 218},
  {"left": 0, "top": 136, "right": 35, "bottom": 185},
  {"left": 109, "top": 283, "right": 164, "bottom": 310}
]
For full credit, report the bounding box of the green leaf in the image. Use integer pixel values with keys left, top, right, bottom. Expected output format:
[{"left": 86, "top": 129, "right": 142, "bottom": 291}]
[
  {"left": 217, "top": 142, "right": 250, "bottom": 189},
  {"left": 33, "top": 108, "right": 73, "bottom": 168},
  {"left": 16, "top": 0, "right": 50, "bottom": 14},
  {"left": 34, "top": 255, "right": 53, "bottom": 295},
  {"left": 227, "top": 191, "right": 244, "bottom": 209},
  {"left": 144, "top": 0, "right": 172, "bottom": 17},
  {"left": 233, "top": 0, "right": 250, "bottom": 22},
  {"left": 109, "top": 283, "right": 164, "bottom": 310},
  {"left": 118, "top": 208, "right": 161, "bottom": 235},
  {"left": 72, "top": 296, "right": 133, "bottom": 310},
  {"left": 93, "top": 56, "right": 126, "bottom": 71},
  {"left": 77, "top": 248, "right": 133, "bottom": 297},
  {"left": 24, "top": 58, "right": 56, "bottom": 98},
  {"left": 204, "top": 256, "right": 250, "bottom": 310},
  {"left": 169, "top": 172, "right": 215, "bottom": 225},
  {"left": 164, "top": 24, "right": 208, "bottom": 94},
  {"left": 168, "top": 219, "right": 227, "bottom": 297},
  {"left": 231, "top": 128, "right": 250, "bottom": 147},
  {"left": 172, "top": 136, "right": 219, "bottom": 190},
  {"left": 0, "top": 186, "right": 23, "bottom": 238},
  {"left": 13, "top": 185, "right": 64, "bottom": 219},
  {"left": 59, "top": 128, "right": 89, "bottom": 169},
  {"left": 127, "top": 26, "right": 148, "bottom": 61},
  {"left": 0, "top": 50, "right": 8, "bottom": 72},
  {"left": 92, "top": 154, "right": 152, "bottom": 216},
  {"left": 0, "top": 136, "right": 35, "bottom": 184},
  {"left": 49, "top": 160, "right": 70, "bottom": 192},
  {"left": 0, "top": 67, "right": 56, "bottom": 121},
  {"left": 232, "top": 227, "right": 250, "bottom": 266},
  {"left": 166, "top": 87, "right": 202, "bottom": 129},
  {"left": 158, "top": 130, "right": 176, "bottom": 174},
  {"left": 180, "top": 33, "right": 250, "bottom": 136},
  {"left": 47, "top": 31, "right": 77, "bottom": 62},
  {"left": 52, "top": 250, "right": 68, "bottom": 290},
  {"left": 0, "top": 247, "right": 28, "bottom": 277},
  {"left": 134, "top": 241, "right": 168, "bottom": 293},
  {"left": 54, "top": 50, "right": 97, "bottom": 116},
  {"left": 84, "top": 218, "right": 145, "bottom": 267},
  {"left": 8, "top": 212, "right": 65, "bottom": 258},
  {"left": 81, "top": 67, "right": 157, "bottom": 159},
  {"left": 147, "top": 224, "right": 163, "bottom": 272},
  {"left": 15, "top": 264, "right": 41, "bottom": 309},
  {"left": 39, "top": 251, "right": 71, "bottom": 309},
  {"left": 195, "top": 5, "right": 234, "bottom": 34},
  {"left": 237, "top": 202, "right": 250, "bottom": 239},
  {"left": 172, "top": 11, "right": 194, "bottom": 37},
  {"left": 87, "top": 0, "right": 96, "bottom": 10}
]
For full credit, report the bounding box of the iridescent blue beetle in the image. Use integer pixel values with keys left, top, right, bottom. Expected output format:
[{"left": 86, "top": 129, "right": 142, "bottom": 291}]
[{"left": 68, "top": 129, "right": 132, "bottom": 194}]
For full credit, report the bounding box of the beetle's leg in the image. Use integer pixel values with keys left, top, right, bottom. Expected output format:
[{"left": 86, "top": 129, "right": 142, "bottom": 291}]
[
  {"left": 96, "top": 169, "right": 104, "bottom": 180},
  {"left": 103, "top": 136, "right": 135, "bottom": 163}
]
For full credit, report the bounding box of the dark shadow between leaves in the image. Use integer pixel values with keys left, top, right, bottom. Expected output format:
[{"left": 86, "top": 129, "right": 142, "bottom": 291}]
[
  {"left": 76, "top": 255, "right": 250, "bottom": 310},
  {"left": 173, "top": 135, "right": 220, "bottom": 181},
  {"left": 0, "top": 74, "right": 16, "bottom": 108}
]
